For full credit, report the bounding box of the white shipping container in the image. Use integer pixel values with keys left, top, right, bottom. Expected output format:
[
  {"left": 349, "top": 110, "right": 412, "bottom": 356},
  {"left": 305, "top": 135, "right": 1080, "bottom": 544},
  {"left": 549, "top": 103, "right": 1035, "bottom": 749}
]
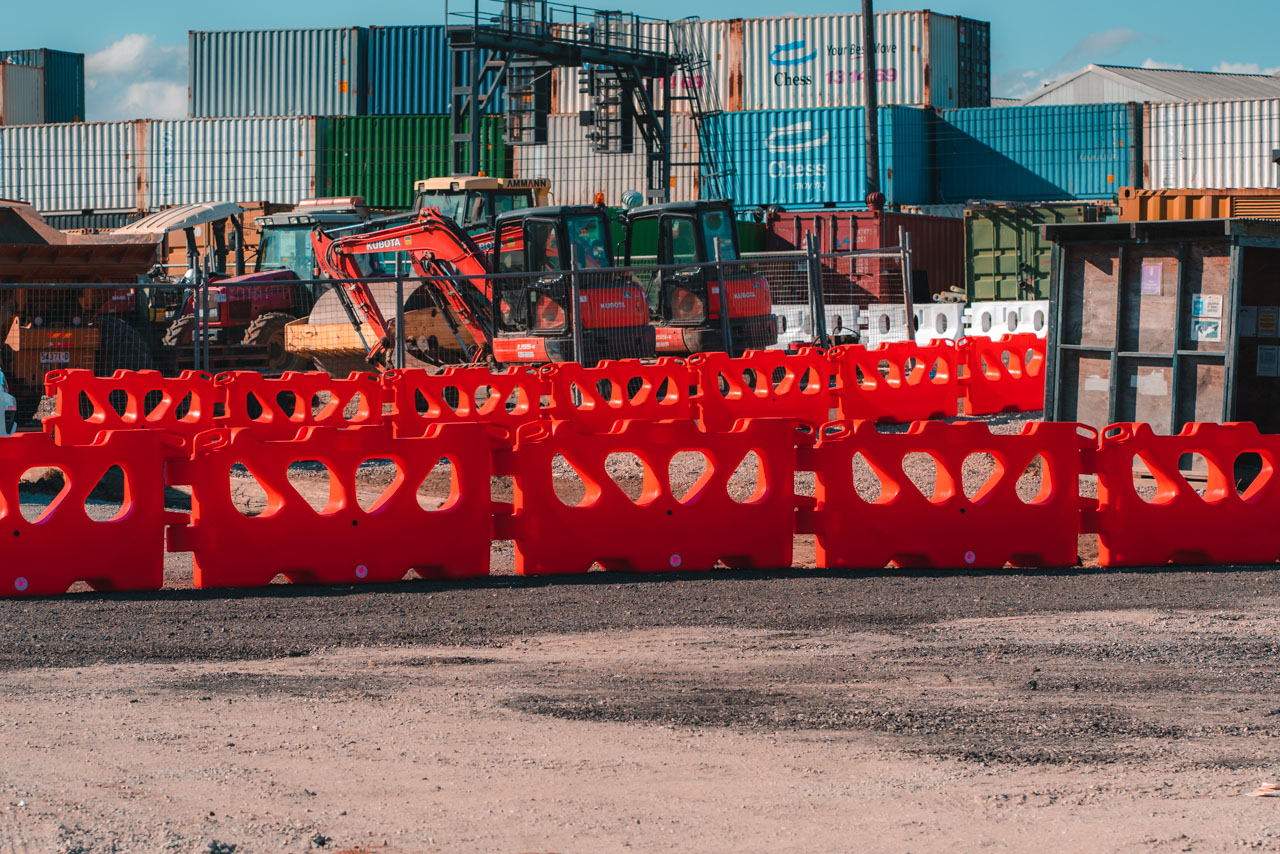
[
  {"left": 741, "top": 11, "right": 959, "bottom": 110},
  {"left": 0, "top": 63, "right": 44, "bottom": 126},
  {"left": 1144, "top": 99, "right": 1280, "bottom": 190},
  {"left": 553, "top": 19, "right": 739, "bottom": 116},
  {"left": 0, "top": 120, "right": 141, "bottom": 212},
  {"left": 513, "top": 114, "right": 700, "bottom": 206},
  {"left": 145, "top": 118, "right": 319, "bottom": 207}
]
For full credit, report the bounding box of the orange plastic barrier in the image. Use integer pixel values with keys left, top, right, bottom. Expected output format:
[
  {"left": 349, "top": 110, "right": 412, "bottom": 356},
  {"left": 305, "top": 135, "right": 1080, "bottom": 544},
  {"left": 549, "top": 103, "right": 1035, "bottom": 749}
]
[
  {"left": 690, "top": 348, "right": 836, "bottom": 430},
  {"left": 960, "top": 334, "right": 1046, "bottom": 415},
  {"left": 1087, "top": 422, "right": 1280, "bottom": 567},
  {"left": 382, "top": 366, "right": 544, "bottom": 438},
  {"left": 494, "top": 417, "right": 796, "bottom": 574},
  {"left": 44, "top": 369, "right": 217, "bottom": 448},
  {"left": 797, "top": 419, "right": 1088, "bottom": 569},
  {"left": 832, "top": 340, "right": 962, "bottom": 422},
  {"left": 541, "top": 358, "right": 694, "bottom": 429},
  {"left": 167, "top": 423, "right": 493, "bottom": 587},
  {"left": 0, "top": 430, "right": 179, "bottom": 596},
  {"left": 215, "top": 371, "right": 384, "bottom": 440}
]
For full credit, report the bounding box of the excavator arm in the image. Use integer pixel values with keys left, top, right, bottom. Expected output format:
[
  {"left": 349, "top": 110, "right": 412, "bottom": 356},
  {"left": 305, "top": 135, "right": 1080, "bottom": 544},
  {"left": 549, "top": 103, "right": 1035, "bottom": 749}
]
[{"left": 311, "top": 210, "right": 498, "bottom": 366}]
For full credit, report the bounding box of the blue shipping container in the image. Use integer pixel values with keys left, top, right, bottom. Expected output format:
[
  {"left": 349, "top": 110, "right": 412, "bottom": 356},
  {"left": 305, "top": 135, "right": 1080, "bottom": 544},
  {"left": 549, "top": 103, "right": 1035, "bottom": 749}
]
[
  {"left": 366, "top": 26, "right": 503, "bottom": 115},
  {"left": 716, "top": 106, "right": 931, "bottom": 209},
  {"left": 935, "top": 103, "right": 1140, "bottom": 202},
  {"left": 0, "top": 48, "right": 84, "bottom": 123}
]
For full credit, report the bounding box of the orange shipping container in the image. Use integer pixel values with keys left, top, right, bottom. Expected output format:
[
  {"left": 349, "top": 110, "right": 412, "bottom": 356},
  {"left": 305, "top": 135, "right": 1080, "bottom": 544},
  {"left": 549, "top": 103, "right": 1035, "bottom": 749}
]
[{"left": 1119, "top": 187, "right": 1280, "bottom": 222}]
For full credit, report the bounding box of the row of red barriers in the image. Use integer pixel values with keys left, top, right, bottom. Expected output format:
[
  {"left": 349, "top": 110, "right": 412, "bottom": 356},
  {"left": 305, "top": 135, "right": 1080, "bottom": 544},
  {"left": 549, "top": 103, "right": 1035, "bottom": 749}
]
[{"left": 41, "top": 334, "right": 1047, "bottom": 450}]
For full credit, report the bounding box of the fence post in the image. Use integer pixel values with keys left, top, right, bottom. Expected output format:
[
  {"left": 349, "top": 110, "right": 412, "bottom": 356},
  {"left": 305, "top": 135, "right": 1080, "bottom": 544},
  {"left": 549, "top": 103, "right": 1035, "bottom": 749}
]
[
  {"left": 806, "top": 232, "right": 828, "bottom": 349},
  {"left": 715, "top": 241, "right": 734, "bottom": 356},
  {"left": 899, "top": 225, "right": 916, "bottom": 330},
  {"left": 201, "top": 250, "right": 212, "bottom": 372},
  {"left": 570, "top": 269, "right": 586, "bottom": 365},
  {"left": 395, "top": 250, "right": 407, "bottom": 370}
]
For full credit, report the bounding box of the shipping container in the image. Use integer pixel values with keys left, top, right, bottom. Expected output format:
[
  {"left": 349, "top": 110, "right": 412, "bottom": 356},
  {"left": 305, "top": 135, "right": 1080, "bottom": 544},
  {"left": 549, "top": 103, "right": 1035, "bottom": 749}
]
[
  {"left": 763, "top": 208, "right": 964, "bottom": 300},
  {"left": 1119, "top": 186, "right": 1280, "bottom": 222},
  {"left": 0, "top": 121, "right": 142, "bottom": 212},
  {"left": 0, "top": 63, "right": 43, "bottom": 126},
  {"left": 513, "top": 114, "right": 700, "bottom": 206},
  {"left": 1044, "top": 218, "right": 1280, "bottom": 433},
  {"left": 319, "top": 115, "right": 508, "bottom": 208},
  {"left": 1144, "top": 99, "right": 1280, "bottom": 190},
  {"left": 366, "top": 26, "right": 504, "bottom": 116},
  {"left": 717, "top": 106, "right": 930, "bottom": 209},
  {"left": 145, "top": 118, "right": 320, "bottom": 207},
  {"left": 965, "top": 202, "right": 1118, "bottom": 301},
  {"left": 936, "top": 103, "right": 1140, "bottom": 203},
  {"left": 44, "top": 211, "right": 145, "bottom": 231},
  {"left": 0, "top": 48, "right": 84, "bottom": 122},
  {"left": 740, "top": 12, "right": 989, "bottom": 111},
  {"left": 189, "top": 29, "right": 367, "bottom": 118}
]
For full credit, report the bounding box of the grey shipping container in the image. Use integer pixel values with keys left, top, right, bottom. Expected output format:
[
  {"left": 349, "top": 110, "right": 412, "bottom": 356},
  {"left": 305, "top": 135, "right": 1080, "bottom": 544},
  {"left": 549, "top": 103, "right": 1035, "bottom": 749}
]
[
  {"left": 189, "top": 28, "right": 367, "bottom": 117},
  {"left": 0, "top": 48, "right": 84, "bottom": 122},
  {"left": 1044, "top": 218, "right": 1280, "bottom": 433},
  {"left": 0, "top": 63, "right": 43, "bottom": 125}
]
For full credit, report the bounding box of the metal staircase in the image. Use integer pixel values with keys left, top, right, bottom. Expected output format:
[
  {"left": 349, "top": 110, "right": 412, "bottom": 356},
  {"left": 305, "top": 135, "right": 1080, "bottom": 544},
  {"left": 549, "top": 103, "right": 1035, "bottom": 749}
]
[{"left": 668, "top": 17, "right": 737, "bottom": 203}]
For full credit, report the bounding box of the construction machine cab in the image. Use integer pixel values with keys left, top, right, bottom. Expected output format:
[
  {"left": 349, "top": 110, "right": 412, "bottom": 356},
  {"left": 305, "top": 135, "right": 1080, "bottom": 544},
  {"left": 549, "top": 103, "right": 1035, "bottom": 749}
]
[
  {"left": 413, "top": 177, "right": 550, "bottom": 233},
  {"left": 255, "top": 197, "right": 371, "bottom": 279}
]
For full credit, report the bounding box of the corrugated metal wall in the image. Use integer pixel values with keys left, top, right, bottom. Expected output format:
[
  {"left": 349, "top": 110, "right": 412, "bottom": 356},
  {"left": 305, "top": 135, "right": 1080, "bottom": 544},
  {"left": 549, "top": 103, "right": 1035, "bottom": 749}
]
[
  {"left": 189, "top": 29, "right": 367, "bottom": 117},
  {"left": 0, "top": 48, "right": 84, "bottom": 122},
  {"left": 145, "top": 118, "right": 319, "bottom": 207},
  {"left": 366, "top": 26, "right": 503, "bottom": 116},
  {"left": 717, "top": 106, "right": 931, "bottom": 208},
  {"left": 0, "top": 121, "right": 141, "bottom": 212},
  {"left": 1144, "top": 99, "right": 1280, "bottom": 190},
  {"left": 45, "top": 211, "right": 145, "bottom": 231},
  {"left": 936, "top": 103, "right": 1140, "bottom": 202},
  {"left": 319, "top": 115, "right": 507, "bottom": 208},
  {"left": 0, "top": 64, "right": 44, "bottom": 126},
  {"left": 513, "top": 114, "right": 700, "bottom": 206}
]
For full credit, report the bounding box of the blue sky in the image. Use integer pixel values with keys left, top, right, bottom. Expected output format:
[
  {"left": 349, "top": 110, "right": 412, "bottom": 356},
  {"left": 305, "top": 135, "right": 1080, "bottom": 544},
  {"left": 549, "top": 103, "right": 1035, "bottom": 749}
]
[{"left": 7, "top": 0, "right": 1278, "bottom": 120}]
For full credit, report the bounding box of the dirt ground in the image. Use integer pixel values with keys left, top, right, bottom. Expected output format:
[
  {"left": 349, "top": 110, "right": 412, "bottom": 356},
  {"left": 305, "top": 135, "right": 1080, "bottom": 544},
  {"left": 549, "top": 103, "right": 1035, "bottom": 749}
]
[{"left": 8, "top": 413, "right": 1280, "bottom": 851}]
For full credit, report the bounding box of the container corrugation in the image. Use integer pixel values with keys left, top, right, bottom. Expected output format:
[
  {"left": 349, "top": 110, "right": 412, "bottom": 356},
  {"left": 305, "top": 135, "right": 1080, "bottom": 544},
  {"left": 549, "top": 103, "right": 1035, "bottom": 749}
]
[
  {"left": 718, "top": 106, "right": 931, "bottom": 208},
  {"left": 553, "top": 19, "right": 732, "bottom": 116},
  {"left": 513, "top": 114, "right": 699, "bottom": 206},
  {"left": 0, "top": 121, "right": 141, "bottom": 211},
  {"left": 145, "top": 118, "right": 318, "bottom": 207},
  {"left": 936, "top": 103, "right": 1139, "bottom": 202},
  {"left": 741, "top": 12, "right": 950, "bottom": 110},
  {"left": 764, "top": 209, "right": 965, "bottom": 298},
  {"left": 319, "top": 115, "right": 507, "bottom": 208},
  {"left": 0, "top": 48, "right": 84, "bottom": 122},
  {"left": 0, "top": 64, "right": 44, "bottom": 126},
  {"left": 189, "top": 29, "right": 366, "bottom": 118},
  {"left": 1143, "top": 99, "right": 1280, "bottom": 190},
  {"left": 366, "top": 26, "right": 503, "bottom": 116},
  {"left": 1118, "top": 186, "right": 1280, "bottom": 221},
  {"left": 45, "top": 210, "right": 145, "bottom": 231}
]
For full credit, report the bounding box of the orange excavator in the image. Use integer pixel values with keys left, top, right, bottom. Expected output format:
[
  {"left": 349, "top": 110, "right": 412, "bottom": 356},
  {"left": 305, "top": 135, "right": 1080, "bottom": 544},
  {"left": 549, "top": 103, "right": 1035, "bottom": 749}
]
[{"left": 308, "top": 204, "right": 655, "bottom": 369}]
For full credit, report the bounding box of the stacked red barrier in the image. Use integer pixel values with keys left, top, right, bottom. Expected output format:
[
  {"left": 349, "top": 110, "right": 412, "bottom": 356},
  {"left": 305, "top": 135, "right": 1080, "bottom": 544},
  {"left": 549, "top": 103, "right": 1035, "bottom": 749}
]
[
  {"left": 959, "top": 334, "right": 1047, "bottom": 416},
  {"left": 832, "top": 339, "right": 962, "bottom": 422}
]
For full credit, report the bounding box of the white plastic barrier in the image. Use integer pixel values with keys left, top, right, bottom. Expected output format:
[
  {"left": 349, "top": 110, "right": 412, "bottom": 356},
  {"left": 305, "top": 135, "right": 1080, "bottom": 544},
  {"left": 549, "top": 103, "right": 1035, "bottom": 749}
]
[
  {"left": 965, "top": 300, "right": 1051, "bottom": 339},
  {"left": 863, "top": 304, "right": 911, "bottom": 344},
  {"left": 1012, "top": 300, "right": 1050, "bottom": 337},
  {"left": 771, "top": 304, "right": 861, "bottom": 350},
  {"left": 912, "top": 303, "right": 965, "bottom": 345}
]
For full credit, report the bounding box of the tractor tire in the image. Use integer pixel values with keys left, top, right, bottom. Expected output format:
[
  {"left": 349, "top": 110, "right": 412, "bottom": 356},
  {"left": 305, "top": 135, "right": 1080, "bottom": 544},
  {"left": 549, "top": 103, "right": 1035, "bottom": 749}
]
[
  {"left": 243, "top": 312, "right": 311, "bottom": 374},
  {"left": 161, "top": 313, "right": 195, "bottom": 348}
]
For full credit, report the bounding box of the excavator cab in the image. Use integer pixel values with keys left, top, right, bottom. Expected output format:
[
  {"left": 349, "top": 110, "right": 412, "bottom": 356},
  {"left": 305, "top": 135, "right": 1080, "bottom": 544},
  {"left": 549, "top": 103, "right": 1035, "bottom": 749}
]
[
  {"left": 413, "top": 177, "right": 550, "bottom": 234},
  {"left": 621, "top": 200, "right": 777, "bottom": 355}
]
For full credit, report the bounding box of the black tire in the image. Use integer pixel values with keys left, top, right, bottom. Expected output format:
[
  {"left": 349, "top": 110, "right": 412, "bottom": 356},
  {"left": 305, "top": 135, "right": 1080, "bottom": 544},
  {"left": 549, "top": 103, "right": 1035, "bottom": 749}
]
[
  {"left": 161, "top": 313, "right": 195, "bottom": 348},
  {"left": 244, "top": 312, "right": 311, "bottom": 374}
]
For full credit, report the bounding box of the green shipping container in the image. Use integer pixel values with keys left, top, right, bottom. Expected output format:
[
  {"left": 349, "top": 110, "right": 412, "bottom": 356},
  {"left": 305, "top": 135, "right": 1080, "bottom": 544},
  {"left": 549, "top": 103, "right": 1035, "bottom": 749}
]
[
  {"left": 319, "top": 115, "right": 509, "bottom": 208},
  {"left": 964, "top": 203, "right": 1118, "bottom": 301}
]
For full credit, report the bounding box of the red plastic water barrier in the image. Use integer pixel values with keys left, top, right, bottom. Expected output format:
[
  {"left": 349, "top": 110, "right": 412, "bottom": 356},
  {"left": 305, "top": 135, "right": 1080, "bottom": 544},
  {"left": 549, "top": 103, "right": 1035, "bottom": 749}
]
[
  {"left": 167, "top": 423, "right": 493, "bottom": 588},
  {"left": 832, "top": 340, "right": 962, "bottom": 422},
  {"left": 382, "top": 366, "right": 544, "bottom": 438},
  {"left": 797, "top": 419, "right": 1088, "bottom": 569},
  {"left": 0, "top": 430, "right": 179, "bottom": 596},
  {"left": 215, "top": 370, "right": 385, "bottom": 440},
  {"left": 541, "top": 358, "right": 694, "bottom": 429},
  {"left": 960, "top": 334, "right": 1047, "bottom": 415},
  {"left": 1086, "top": 421, "right": 1280, "bottom": 567},
  {"left": 495, "top": 417, "right": 796, "bottom": 574},
  {"left": 44, "top": 369, "right": 216, "bottom": 448},
  {"left": 689, "top": 348, "right": 836, "bottom": 430}
]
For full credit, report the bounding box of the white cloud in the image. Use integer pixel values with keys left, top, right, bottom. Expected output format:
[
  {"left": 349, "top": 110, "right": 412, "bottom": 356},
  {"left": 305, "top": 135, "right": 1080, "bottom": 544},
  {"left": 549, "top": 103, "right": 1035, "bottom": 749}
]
[
  {"left": 1140, "top": 58, "right": 1185, "bottom": 70},
  {"left": 993, "top": 28, "right": 1145, "bottom": 100},
  {"left": 1212, "top": 61, "right": 1280, "bottom": 75},
  {"left": 85, "top": 34, "right": 186, "bottom": 121}
]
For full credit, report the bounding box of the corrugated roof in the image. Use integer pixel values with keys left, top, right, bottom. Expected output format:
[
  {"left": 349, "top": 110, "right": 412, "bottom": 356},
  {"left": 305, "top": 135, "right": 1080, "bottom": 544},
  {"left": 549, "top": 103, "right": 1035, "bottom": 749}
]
[{"left": 1022, "top": 64, "right": 1280, "bottom": 105}]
